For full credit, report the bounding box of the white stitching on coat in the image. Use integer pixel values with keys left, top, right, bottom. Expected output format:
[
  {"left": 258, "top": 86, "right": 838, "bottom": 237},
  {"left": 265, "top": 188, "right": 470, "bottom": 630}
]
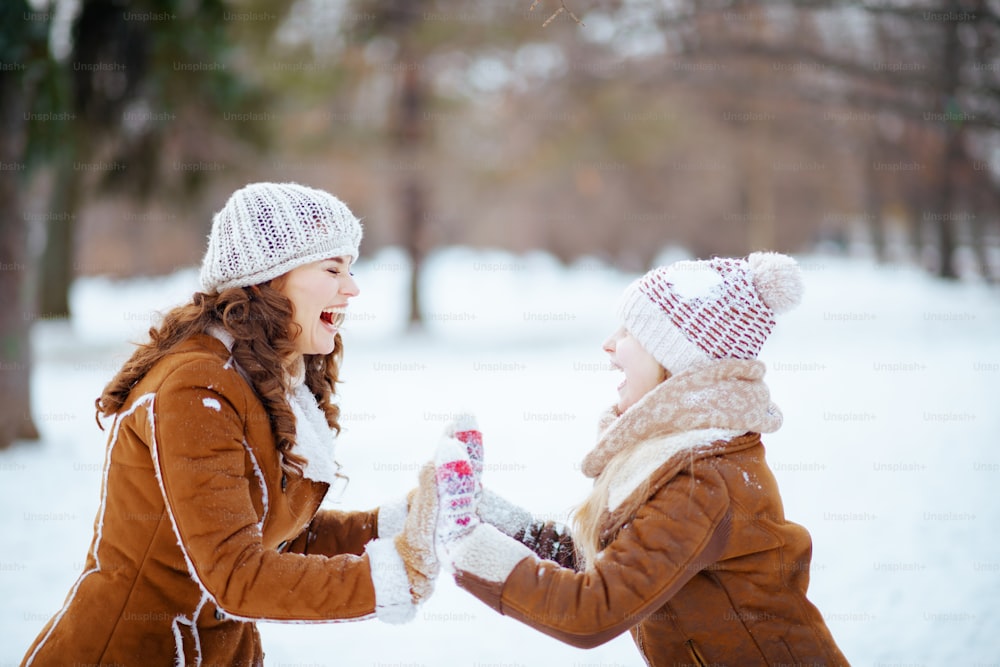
[
  {"left": 148, "top": 391, "right": 375, "bottom": 625},
  {"left": 23, "top": 393, "right": 156, "bottom": 667}
]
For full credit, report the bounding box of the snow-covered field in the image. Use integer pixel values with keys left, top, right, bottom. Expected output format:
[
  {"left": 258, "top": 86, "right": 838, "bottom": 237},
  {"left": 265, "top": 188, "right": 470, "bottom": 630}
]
[{"left": 2, "top": 247, "right": 998, "bottom": 666}]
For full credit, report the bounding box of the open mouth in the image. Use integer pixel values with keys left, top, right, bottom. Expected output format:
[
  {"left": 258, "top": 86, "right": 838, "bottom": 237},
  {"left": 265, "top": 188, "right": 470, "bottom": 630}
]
[
  {"left": 610, "top": 362, "right": 626, "bottom": 390},
  {"left": 320, "top": 308, "right": 346, "bottom": 329}
]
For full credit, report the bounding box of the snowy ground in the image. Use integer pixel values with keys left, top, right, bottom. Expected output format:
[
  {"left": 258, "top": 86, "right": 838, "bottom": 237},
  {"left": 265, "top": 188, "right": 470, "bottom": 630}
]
[{"left": 2, "top": 247, "right": 998, "bottom": 666}]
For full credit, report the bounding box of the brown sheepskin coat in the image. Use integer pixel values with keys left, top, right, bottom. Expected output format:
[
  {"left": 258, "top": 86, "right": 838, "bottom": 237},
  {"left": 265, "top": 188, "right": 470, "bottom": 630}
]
[
  {"left": 22, "top": 334, "right": 389, "bottom": 666},
  {"left": 453, "top": 360, "right": 850, "bottom": 666}
]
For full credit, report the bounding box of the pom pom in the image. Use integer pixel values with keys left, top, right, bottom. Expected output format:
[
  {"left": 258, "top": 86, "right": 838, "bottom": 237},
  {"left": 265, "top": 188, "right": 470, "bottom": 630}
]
[{"left": 747, "top": 252, "right": 803, "bottom": 314}]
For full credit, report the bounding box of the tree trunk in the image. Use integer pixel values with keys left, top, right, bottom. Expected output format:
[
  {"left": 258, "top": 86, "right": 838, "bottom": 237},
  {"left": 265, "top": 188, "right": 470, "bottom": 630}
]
[
  {"left": 934, "top": 128, "right": 961, "bottom": 279},
  {"left": 402, "top": 179, "right": 425, "bottom": 328},
  {"left": 395, "top": 39, "right": 428, "bottom": 328},
  {"left": 0, "top": 69, "right": 40, "bottom": 449},
  {"left": 744, "top": 8, "right": 775, "bottom": 253},
  {"left": 934, "top": 0, "right": 962, "bottom": 280},
  {"left": 865, "top": 136, "right": 886, "bottom": 262},
  {"left": 37, "top": 151, "right": 82, "bottom": 317}
]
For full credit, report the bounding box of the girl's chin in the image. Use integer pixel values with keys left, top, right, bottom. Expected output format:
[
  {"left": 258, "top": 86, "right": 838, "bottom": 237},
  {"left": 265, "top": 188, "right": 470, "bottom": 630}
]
[{"left": 616, "top": 385, "right": 645, "bottom": 412}]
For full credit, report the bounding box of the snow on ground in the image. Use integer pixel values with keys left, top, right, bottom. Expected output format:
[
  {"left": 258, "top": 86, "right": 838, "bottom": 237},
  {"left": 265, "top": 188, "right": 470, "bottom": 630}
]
[{"left": 2, "top": 247, "right": 999, "bottom": 666}]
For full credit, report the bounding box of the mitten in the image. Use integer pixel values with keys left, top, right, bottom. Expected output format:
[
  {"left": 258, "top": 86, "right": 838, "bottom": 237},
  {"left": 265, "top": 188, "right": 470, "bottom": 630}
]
[
  {"left": 479, "top": 488, "right": 534, "bottom": 538},
  {"left": 444, "top": 413, "right": 483, "bottom": 502},
  {"left": 442, "top": 415, "right": 576, "bottom": 568},
  {"left": 394, "top": 462, "right": 439, "bottom": 602},
  {"left": 443, "top": 415, "right": 533, "bottom": 538},
  {"left": 434, "top": 437, "right": 479, "bottom": 549},
  {"left": 433, "top": 440, "right": 535, "bottom": 608},
  {"left": 364, "top": 462, "right": 439, "bottom": 623}
]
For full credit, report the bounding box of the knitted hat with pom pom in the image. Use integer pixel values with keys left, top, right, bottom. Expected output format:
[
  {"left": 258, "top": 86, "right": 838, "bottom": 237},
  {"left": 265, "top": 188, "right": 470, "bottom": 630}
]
[
  {"left": 618, "top": 252, "right": 803, "bottom": 373},
  {"left": 200, "top": 182, "right": 362, "bottom": 294}
]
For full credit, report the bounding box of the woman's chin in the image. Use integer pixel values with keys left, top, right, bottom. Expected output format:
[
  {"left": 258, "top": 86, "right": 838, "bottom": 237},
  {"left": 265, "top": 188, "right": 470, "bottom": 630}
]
[{"left": 299, "top": 336, "right": 337, "bottom": 357}]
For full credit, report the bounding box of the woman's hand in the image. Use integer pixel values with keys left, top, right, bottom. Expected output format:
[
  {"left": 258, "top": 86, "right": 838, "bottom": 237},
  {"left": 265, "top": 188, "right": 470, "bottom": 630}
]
[{"left": 393, "top": 462, "right": 440, "bottom": 604}]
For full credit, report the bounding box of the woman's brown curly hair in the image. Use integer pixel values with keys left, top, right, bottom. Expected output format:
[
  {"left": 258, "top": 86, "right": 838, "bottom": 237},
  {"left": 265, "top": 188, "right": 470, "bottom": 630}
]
[{"left": 95, "top": 279, "right": 342, "bottom": 475}]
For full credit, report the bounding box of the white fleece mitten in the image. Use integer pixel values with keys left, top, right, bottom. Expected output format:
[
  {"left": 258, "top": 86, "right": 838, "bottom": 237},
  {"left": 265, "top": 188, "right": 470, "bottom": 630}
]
[
  {"left": 376, "top": 495, "right": 409, "bottom": 539},
  {"left": 364, "top": 463, "right": 439, "bottom": 624}
]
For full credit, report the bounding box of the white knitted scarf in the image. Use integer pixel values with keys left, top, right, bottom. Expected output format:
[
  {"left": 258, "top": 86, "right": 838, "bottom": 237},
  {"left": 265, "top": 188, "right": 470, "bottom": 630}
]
[{"left": 581, "top": 358, "right": 782, "bottom": 479}]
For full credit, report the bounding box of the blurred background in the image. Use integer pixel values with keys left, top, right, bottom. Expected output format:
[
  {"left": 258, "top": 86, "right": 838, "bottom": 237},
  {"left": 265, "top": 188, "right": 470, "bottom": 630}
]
[{"left": 2, "top": 0, "right": 999, "bottom": 664}]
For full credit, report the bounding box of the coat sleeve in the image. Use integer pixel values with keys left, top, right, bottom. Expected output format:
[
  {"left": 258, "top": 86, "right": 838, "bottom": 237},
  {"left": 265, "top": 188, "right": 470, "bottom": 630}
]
[
  {"left": 453, "top": 464, "right": 732, "bottom": 648},
  {"left": 285, "top": 508, "right": 380, "bottom": 557},
  {"left": 479, "top": 488, "right": 578, "bottom": 569},
  {"left": 150, "top": 359, "right": 386, "bottom": 622}
]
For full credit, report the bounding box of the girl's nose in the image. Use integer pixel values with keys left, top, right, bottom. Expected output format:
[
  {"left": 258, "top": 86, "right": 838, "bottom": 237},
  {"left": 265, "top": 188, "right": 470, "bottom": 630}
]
[
  {"left": 602, "top": 326, "right": 624, "bottom": 354},
  {"left": 342, "top": 273, "right": 360, "bottom": 297}
]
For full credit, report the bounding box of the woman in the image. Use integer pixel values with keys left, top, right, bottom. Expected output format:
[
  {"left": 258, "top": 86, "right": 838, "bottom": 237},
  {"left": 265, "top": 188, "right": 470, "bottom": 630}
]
[
  {"left": 22, "top": 182, "right": 438, "bottom": 667},
  {"left": 433, "top": 252, "right": 849, "bottom": 666}
]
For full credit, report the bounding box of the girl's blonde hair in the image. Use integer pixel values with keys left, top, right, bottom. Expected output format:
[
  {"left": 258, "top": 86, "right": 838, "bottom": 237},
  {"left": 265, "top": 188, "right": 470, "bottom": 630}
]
[
  {"left": 571, "top": 364, "right": 669, "bottom": 569},
  {"left": 95, "top": 280, "right": 342, "bottom": 475}
]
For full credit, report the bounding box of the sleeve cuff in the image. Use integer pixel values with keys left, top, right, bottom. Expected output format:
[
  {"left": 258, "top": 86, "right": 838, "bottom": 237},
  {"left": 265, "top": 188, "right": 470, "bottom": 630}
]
[
  {"left": 451, "top": 523, "right": 535, "bottom": 584},
  {"left": 364, "top": 538, "right": 416, "bottom": 624},
  {"left": 377, "top": 496, "right": 408, "bottom": 539}
]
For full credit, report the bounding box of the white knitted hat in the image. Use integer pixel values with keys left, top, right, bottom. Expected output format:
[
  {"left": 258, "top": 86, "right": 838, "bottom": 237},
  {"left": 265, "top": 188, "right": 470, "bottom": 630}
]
[
  {"left": 200, "top": 182, "right": 363, "bottom": 293},
  {"left": 618, "top": 252, "right": 803, "bottom": 373}
]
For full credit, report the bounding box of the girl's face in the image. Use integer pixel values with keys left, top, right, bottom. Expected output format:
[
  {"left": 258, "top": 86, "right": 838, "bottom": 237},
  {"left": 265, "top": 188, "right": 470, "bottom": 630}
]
[
  {"left": 277, "top": 256, "right": 360, "bottom": 357},
  {"left": 603, "top": 326, "right": 667, "bottom": 413}
]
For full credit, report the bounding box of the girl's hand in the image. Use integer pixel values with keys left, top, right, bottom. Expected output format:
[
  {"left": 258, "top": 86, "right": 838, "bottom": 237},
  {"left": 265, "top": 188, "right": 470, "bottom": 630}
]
[
  {"left": 444, "top": 413, "right": 483, "bottom": 502},
  {"left": 434, "top": 437, "right": 480, "bottom": 550}
]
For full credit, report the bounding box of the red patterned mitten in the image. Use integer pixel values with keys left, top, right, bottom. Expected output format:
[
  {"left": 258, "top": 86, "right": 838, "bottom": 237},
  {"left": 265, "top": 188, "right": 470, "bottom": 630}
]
[
  {"left": 445, "top": 413, "right": 483, "bottom": 502},
  {"left": 434, "top": 438, "right": 479, "bottom": 547}
]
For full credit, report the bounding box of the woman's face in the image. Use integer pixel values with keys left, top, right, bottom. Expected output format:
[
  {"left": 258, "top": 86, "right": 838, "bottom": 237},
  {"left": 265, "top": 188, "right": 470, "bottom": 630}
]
[
  {"left": 277, "top": 256, "right": 360, "bottom": 356},
  {"left": 603, "top": 326, "right": 667, "bottom": 413}
]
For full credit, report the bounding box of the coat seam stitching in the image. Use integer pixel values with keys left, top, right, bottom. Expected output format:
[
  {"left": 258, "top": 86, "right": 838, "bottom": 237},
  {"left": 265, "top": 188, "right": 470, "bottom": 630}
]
[{"left": 22, "top": 393, "right": 155, "bottom": 666}]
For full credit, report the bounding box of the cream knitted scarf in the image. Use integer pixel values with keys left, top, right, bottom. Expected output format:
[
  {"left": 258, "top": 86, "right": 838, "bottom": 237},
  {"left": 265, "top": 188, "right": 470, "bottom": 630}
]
[{"left": 581, "top": 358, "right": 782, "bottom": 479}]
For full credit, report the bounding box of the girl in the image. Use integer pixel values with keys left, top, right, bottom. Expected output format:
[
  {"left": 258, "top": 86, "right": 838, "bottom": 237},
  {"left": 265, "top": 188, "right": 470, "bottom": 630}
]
[
  {"left": 433, "top": 252, "right": 849, "bottom": 666},
  {"left": 22, "top": 182, "right": 438, "bottom": 666}
]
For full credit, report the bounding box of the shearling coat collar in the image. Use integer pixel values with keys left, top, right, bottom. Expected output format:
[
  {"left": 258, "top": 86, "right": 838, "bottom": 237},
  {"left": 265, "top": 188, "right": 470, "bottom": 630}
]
[{"left": 207, "top": 326, "right": 341, "bottom": 487}]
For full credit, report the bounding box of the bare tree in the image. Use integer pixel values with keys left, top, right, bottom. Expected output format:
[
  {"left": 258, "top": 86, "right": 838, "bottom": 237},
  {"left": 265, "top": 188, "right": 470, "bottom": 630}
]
[{"left": 0, "top": 0, "right": 48, "bottom": 449}]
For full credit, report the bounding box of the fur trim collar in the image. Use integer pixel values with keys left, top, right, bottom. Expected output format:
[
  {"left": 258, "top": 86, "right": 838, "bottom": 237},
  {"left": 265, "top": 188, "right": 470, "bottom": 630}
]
[
  {"left": 287, "top": 383, "right": 341, "bottom": 487},
  {"left": 605, "top": 428, "right": 744, "bottom": 512},
  {"left": 206, "top": 327, "right": 340, "bottom": 487},
  {"left": 582, "top": 359, "right": 781, "bottom": 479}
]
